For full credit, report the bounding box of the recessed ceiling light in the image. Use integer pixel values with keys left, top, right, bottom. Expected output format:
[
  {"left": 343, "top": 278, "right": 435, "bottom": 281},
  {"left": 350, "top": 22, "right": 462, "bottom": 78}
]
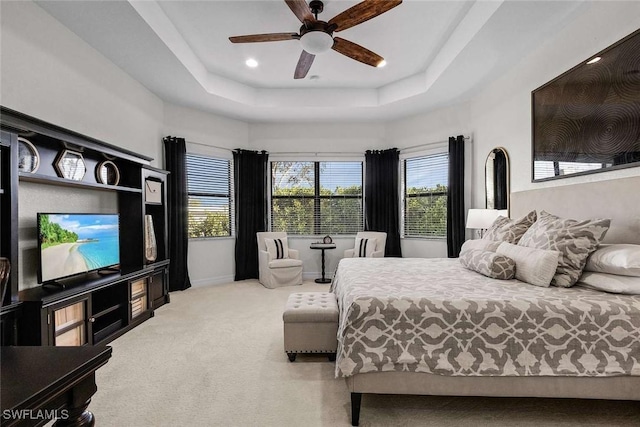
[
  {"left": 377, "top": 60, "right": 387, "bottom": 68},
  {"left": 586, "top": 57, "right": 601, "bottom": 65},
  {"left": 245, "top": 58, "right": 258, "bottom": 68}
]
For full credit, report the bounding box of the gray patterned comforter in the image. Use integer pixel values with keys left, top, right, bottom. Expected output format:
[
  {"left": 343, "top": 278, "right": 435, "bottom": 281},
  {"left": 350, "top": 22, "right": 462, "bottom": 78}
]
[{"left": 330, "top": 258, "right": 640, "bottom": 378}]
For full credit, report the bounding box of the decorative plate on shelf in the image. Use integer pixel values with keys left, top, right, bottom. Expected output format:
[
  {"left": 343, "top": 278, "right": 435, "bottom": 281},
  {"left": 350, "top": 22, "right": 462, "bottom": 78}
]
[
  {"left": 17, "top": 137, "right": 40, "bottom": 173},
  {"left": 323, "top": 235, "right": 333, "bottom": 244}
]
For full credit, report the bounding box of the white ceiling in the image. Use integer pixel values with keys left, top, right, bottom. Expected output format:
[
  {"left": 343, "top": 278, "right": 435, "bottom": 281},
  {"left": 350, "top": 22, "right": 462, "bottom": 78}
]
[{"left": 35, "top": 0, "right": 586, "bottom": 122}]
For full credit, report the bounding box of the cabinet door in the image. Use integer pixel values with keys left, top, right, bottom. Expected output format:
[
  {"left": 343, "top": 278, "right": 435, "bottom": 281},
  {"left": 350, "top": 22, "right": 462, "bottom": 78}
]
[
  {"left": 130, "top": 277, "right": 148, "bottom": 320},
  {"left": 51, "top": 297, "right": 89, "bottom": 346},
  {"left": 149, "top": 269, "right": 167, "bottom": 309}
]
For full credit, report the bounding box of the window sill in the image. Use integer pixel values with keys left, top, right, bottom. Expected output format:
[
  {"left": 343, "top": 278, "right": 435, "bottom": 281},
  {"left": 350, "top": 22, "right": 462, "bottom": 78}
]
[
  {"left": 188, "top": 236, "right": 235, "bottom": 242},
  {"left": 401, "top": 236, "right": 447, "bottom": 241}
]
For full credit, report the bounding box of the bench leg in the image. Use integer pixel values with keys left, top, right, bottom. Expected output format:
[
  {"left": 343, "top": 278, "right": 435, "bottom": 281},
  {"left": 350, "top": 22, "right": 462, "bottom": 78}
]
[
  {"left": 328, "top": 352, "right": 336, "bottom": 362},
  {"left": 351, "top": 392, "right": 362, "bottom": 426},
  {"left": 287, "top": 353, "right": 296, "bottom": 362}
]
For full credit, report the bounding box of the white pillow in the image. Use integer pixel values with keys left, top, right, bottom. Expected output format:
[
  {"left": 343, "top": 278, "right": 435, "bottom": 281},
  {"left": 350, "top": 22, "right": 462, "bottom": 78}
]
[
  {"left": 496, "top": 242, "right": 561, "bottom": 287},
  {"left": 577, "top": 272, "right": 640, "bottom": 295},
  {"left": 585, "top": 244, "right": 640, "bottom": 277},
  {"left": 460, "top": 239, "right": 501, "bottom": 254},
  {"left": 264, "top": 237, "right": 289, "bottom": 259},
  {"left": 353, "top": 237, "right": 376, "bottom": 257}
]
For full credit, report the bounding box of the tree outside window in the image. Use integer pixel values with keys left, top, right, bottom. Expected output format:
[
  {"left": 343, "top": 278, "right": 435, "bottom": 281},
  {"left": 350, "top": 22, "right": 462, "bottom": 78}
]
[
  {"left": 186, "top": 154, "right": 233, "bottom": 238},
  {"left": 404, "top": 153, "right": 448, "bottom": 238},
  {"left": 271, "top": 161, "right": 363, "bottom": 235}
]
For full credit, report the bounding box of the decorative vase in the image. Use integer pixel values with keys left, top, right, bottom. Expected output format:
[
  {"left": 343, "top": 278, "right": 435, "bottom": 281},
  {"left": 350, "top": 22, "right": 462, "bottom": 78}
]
[
  {"left": 144, "top": 215, "right": 157, "bottom": 263},
  {"left": 0, "top": 257, "right": 10, "bottom": 306}
]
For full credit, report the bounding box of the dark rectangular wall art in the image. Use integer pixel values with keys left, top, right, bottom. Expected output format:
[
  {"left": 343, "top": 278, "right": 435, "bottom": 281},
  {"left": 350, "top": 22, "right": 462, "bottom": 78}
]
[{"left": 531, "top": 28, "right": 640, "bottom": 182}]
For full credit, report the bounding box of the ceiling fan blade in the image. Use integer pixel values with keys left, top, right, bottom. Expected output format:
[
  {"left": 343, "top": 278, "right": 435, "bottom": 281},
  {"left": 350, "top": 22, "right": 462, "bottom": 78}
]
[
  {"left": 329, "top": 0, "right": 402, "bottom": 32},
  {"left": 332, "top": 37, "right": 384, "bottom": 67},
  {"left": 294, "top": 50, "right": 315, "bottom": 79},
  {"left": 229, "top": 33, "right": 300, "bottom": 43},
  {"left": 285, "top": 0, "right": 315, "bottom": 24}
]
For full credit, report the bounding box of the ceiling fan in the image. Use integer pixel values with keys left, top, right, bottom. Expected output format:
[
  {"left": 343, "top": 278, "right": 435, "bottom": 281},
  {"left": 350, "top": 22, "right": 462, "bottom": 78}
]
[{"left": 229, "top": 0, "right": 402, "bottom": 79}]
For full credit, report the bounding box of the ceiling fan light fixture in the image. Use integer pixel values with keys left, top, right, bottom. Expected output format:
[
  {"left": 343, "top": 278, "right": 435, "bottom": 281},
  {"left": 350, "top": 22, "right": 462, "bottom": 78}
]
[
  {"left": 245, "top": 58, "right": 259, "bottom": 68},
  {"left": 377, "top": 60, "right": 387, "bottom": 68},
  {"left": 300, "top": 31, "right": 334, "bottom": 54}
]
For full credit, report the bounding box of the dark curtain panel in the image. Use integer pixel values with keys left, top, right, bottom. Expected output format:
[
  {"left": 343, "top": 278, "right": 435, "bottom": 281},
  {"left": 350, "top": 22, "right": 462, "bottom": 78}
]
[
  {"left": 447, "top": 135, "right": 465, "bottom": 258},
  {"left": 364, "top": 148, "right": 402, "bottom": 257},
  {"left": 163, "top": 136, "right": 192, "bottom": 291},
  {"left": 234, "top": 149, "right": 269, "bottom": 280},
  {"left": 493, "top": 150, "right": 508, "bottom": 210}
]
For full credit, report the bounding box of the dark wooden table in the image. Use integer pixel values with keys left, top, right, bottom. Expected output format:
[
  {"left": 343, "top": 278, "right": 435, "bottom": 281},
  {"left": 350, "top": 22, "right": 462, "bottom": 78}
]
[
  {"left": 310, "top": 243, "right": 336, "bottom": 283},
  {"left": 1, "top": 345, "right": 112, "bottom": 426}
]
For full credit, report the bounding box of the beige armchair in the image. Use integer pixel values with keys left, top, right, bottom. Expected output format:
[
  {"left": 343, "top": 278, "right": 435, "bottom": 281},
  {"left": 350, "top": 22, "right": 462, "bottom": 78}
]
[
  {"left": 344, "top": 231, "right": 387, "bottom": 258},
  {"left": 256, "top": 232, "right": 303, "bottom": 289}
]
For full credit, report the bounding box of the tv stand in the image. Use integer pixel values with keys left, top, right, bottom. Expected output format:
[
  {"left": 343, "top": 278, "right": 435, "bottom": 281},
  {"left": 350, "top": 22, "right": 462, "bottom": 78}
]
[{"left": 0, "top": 107, "right": 171, "bottom": 347}]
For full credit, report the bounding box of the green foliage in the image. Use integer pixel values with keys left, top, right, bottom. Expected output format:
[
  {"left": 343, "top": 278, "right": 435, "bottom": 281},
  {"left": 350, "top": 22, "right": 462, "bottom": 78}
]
[
  {"left": 271, "top": 185, "right": 363, "bottom": 235},
  {"left": 39, "top": 215, "right": 79, "bottom": 249},
  {"left": 188, "top": 199, "right": 230, "bottom": 238},
  {"left": 405, "top": 184, "right": 448, "bottom": 237}
]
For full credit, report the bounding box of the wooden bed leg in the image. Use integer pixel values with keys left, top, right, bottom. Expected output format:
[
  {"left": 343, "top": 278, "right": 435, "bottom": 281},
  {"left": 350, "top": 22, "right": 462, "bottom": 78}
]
[{"left": 351, "top": 392, "right": 362, "bottom": 426}]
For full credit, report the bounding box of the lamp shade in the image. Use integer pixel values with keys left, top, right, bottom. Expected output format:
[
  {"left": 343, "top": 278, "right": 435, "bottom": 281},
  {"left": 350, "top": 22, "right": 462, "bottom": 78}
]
[
  {"left": 466, "top": 209, "right": 502, "bottom": 229},
  {"left": 300, "top": 31, "right": 334, "bottom": 55}
]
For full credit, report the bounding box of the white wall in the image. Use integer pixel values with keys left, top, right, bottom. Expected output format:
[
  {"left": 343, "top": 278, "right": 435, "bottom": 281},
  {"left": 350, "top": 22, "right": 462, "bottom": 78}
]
[
  {"left": 390, "top": 1, "right": 640, "bottom": 235},
  {"left": 1, "top": 1, "right": 164, "bottom": 290},
  {"left": 0, "top": 1, "right": 164, "bottom": 164}
]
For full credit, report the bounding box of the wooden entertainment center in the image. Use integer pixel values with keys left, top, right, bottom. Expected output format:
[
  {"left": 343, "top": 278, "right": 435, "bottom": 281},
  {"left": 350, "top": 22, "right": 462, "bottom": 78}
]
[{"left": 0, "top": 107, "right": 170, "bottom": 347}]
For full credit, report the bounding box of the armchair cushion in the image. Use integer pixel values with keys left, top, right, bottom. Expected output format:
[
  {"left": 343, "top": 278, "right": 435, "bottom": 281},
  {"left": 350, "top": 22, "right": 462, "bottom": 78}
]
[
  {"left": 269, "top": 258, "right": 303, "bottom": 269},
  {"left": 353, "top": 237, "right": 377, "bottom": 257},
  {"left": 264, "top": 237, "right": 289, "bottom": 260}
]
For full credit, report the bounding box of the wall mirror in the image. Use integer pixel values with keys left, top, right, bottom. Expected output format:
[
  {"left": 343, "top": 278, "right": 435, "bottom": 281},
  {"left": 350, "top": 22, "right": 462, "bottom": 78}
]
[
  {"left": 54, "top": 149, "right": 86, "bottom": 181},
  {"left": 485, "top": 147, "right": 510, "bottom": 213}
]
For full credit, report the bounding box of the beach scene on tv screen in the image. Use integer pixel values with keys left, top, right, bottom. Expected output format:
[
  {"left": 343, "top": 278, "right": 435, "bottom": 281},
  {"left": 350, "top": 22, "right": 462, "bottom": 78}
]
[{"left": 39, "top": 214, "right": 120, "bottom": 282}]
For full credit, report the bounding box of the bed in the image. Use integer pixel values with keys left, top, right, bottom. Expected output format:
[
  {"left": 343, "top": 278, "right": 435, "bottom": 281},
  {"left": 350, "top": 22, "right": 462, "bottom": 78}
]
[{"left": 331, "top": 176, "right": 640, "bottom": 426}]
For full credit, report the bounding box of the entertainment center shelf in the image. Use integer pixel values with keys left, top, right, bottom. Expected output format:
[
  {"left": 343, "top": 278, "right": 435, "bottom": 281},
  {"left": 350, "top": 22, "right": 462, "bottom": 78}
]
[{"left": 0, "top": 106, "right": 171, "bottom": 347}]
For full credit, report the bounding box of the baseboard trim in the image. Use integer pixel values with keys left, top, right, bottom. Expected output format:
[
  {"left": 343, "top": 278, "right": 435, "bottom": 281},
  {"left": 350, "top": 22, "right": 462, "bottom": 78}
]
[
  {"left": 191, "top": 272, "right": 333, "bottom": 287},
  {"left": 190, "top": 275, "right": 235, "bottom": 287},
  {"left": 302, "top": 272, "right": 333, "bottom": 281}
]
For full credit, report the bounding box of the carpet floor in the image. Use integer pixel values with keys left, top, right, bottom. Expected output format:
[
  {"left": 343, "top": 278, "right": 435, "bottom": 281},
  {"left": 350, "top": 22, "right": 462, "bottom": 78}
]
[{"left": 91, "top": 280, "right": 640, "bottom": 426}]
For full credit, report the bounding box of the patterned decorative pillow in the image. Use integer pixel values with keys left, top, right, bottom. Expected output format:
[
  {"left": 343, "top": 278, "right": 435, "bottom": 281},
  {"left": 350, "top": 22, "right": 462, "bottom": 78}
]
[
  {"left": 353, "top": 238, "right": 376, "bottom": 257},
  {"left": 459, "top": 249, "right": 515, "bottom": 280},
  {"left": 264, "top": 237, "right": 289, "bottom": 259},
  {"left": 496, "top": 242, "right": 561, "bottom": 287},
  {"left": 460, "top": 239, "right": 501, "bottom": 254},
  {"left": 482, "top": 210, "right": 537, "bottom": 244},
  {"left": 518, "top": 211, "right": 611, "bottom": 288}
]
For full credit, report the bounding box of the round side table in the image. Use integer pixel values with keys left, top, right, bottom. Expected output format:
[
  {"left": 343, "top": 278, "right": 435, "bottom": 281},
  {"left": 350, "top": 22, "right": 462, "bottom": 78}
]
[{"left": 310, "top": 243, "right": 336, "bottom": 283}]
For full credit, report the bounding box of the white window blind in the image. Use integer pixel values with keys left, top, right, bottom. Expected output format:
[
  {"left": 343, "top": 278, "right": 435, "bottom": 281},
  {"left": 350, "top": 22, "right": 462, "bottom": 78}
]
[
  {"left": 186, "top": 153, "right": 233, "bottom": 238},
  {"left": 403, "top": 153, "right": 448, "bottom": 237},
  {"left": 271, "top": 161, "right": 363, "bottom": 235}
]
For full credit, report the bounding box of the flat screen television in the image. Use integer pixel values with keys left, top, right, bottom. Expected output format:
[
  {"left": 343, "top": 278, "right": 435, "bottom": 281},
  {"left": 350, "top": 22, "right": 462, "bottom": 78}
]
[
  {"left": 531, "top": 28, "right": 640, "bottom": 182},
  {"left": 37, "top": 213, "right": 120, "bottom": 284}
]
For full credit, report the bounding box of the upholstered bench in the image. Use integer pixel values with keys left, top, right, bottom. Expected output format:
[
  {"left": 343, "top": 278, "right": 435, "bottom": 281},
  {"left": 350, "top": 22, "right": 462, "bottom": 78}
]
[{"left": 283, "top": 292, "right": 339, "bottom": 362}]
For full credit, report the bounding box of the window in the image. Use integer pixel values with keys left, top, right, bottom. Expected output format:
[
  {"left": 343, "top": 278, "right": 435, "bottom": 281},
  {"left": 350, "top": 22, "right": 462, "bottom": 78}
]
[
  {"left": 403, "top": 153, "right": 448, "bottom": 237},
  {"left": 186, "top": 153, "right": 233, "bottom": 238},
  {"left": 271, "top": 161, "right": 363, "bottom": 235}
]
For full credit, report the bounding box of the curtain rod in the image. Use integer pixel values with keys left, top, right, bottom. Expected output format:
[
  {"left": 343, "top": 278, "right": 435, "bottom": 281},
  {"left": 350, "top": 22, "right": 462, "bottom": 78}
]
[
  {"left": 186, "top": 140, "right": 234, "bottom": 152},
  {"left": 400, "top": 135, "right": 471, "bottom": 153},
  {"left": 269, "top": 151, "right": 362, "bottom": 156},
  {"left": 186, "top": 136, "right": 470, "bottom": 155}
]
